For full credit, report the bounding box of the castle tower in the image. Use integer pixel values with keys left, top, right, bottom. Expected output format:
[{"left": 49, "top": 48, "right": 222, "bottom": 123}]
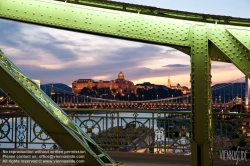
[{"left": 167, "top": 76, "right": 171, "bottom": 88}]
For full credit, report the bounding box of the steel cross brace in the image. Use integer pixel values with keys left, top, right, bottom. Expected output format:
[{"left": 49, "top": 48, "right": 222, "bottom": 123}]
[
  {"left": 210, "top": 26, "right": 250, "bottom": 111},
  {"left": 210, "top": 27, "right": 250, "bottom": 78}
]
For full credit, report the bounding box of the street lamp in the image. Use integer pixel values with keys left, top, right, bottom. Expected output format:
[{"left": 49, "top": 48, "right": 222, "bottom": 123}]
[
  {"left": 64, "top": 91, "right": 65, "bottom": 104},
  {"left": 128, "top": 95, "right": 129, "bottom": 101},
  {"left": 157, "top": 95, "right": 158, "bottom": 100},
  {"left": 142, "top": 95, "right": 144, "bottom": 101},
  {"left": 114, "top": 95, "right": 115, "bottom": 100},
  {"left": 57, "top": 92, "right": 59, "bottom": 104}
]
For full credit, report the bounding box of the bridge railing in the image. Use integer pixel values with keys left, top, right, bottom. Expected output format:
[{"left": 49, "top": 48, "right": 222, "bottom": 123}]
[
  {"left": 0, "top": 109, "right": 249, "bottom": 158},
  {"left": 0, "top": 109, "right": 191, "bottom": 154},
  {"left": 212, "top": 112, "right": 250, "bottom": 157}
]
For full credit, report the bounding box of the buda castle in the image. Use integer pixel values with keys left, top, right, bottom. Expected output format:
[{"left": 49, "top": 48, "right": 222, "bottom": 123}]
[
  {"left": 167, "top": 76, "right": 190, "bottom": 94},
  {"left": 72, "top": 72, "right": 136, "bottom": 95}
]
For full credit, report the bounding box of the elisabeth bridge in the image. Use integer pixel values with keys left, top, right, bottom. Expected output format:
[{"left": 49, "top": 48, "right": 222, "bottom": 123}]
[{"left": 0, "top": 0, "right": 250, "bottom": 166}]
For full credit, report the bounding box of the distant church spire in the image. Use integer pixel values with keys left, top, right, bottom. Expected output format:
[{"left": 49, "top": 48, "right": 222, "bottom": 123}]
[
  {"left": 50, "top": 84, "right": 55, "bottom": 97},
  {"left": 167, "top": 76, "right": 171, "bottom": 88}
]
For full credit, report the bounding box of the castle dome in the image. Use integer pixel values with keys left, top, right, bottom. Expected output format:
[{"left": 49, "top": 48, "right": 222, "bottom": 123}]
[{"left": 118, "top": 71, "right": 125, "bottom": 80}]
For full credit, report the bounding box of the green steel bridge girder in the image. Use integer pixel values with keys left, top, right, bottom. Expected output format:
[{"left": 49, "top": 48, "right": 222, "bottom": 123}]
[
  {"left": 0, "top": 52, "right": 116, "bottom": 166},
  {"left": 0, "top": 0, "right": 249, "bottom": 62},
  {"left": 0, "top": 0, "right": 250, "bottom": 166},
  {"left": 190, "top": 25, "right": 212, "bottom": 166}
]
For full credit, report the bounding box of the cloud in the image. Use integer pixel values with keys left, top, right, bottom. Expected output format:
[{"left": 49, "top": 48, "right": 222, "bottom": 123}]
[
  {"left": 162, "top": 64, "right": 190, "bottom": 68},
  {"left": 0, "top": 19, "right": 244, "bottom": 88}
]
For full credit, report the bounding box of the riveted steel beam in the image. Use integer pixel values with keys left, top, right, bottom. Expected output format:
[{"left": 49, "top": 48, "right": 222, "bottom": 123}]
[
  {"left": 0, "top": 0, "right": 191, "bottom": 48},
  {"left": 54, "top": 0, "right": 250, "bottom": 27},
  {"left": 0, "top": 0, "right": 249, "bottom": 56},
  {"left": 210, "top": 27, "right": 250, "bottom": 112},
  {"left": 210, "top": 42, "right": 231, "bottom": 63},
  {"left": 226, "top": 28, "right": 250, "bottom": 50},
  {"left": 0, "top": 50, "right": 117, "bottom": 166},
  {"left": 190, "top": 25, "right": 212, "bottom": 166},
  {"left": 209, "top": 27, "right": 250, "bottom": 78}
]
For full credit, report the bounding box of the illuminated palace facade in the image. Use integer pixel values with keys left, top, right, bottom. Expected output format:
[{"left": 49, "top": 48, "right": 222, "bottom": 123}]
[
  {"left": 72, "top": 72, "right": 137, "bottom": 95},
  {"left": 167, "top": 76, "right": 190, "bottom": 94}
]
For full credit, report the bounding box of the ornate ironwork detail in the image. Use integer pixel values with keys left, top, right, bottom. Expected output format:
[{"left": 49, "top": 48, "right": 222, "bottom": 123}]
[
  {"left": 0, "top": 118, "right": 10, "bottom": 139},
  {"left": 213, "top": 113, "right": 250, "bottom": 157},
  {"left": 32, "top": 123, "right": 50, "bottom": 141},
  {"left": 124, "top": 121, "right": 148, "bottom": 145},
  {"left": 80, "top": 119, "right": 101, "bottom": 139},
  {"left": 16, "top": 117, "right": 27, "bottom": 148}
]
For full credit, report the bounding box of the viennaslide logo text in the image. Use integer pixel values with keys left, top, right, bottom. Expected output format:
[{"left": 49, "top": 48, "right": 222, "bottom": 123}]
[{"left": 219, "top": 146, "right": 248, "bottom": 165}]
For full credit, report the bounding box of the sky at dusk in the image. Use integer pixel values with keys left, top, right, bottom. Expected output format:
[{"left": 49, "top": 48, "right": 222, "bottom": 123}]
[{"left": 0, "top": 0, "right": 250, "bottom": 88}]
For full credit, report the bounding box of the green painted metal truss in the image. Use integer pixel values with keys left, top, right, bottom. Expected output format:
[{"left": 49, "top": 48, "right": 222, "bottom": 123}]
[
  {"left": 0, "top": 0, "right": 250, "bottom": 166},
  {"left": 0, "top": 51, "right": 116, "bottom": 165}
]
